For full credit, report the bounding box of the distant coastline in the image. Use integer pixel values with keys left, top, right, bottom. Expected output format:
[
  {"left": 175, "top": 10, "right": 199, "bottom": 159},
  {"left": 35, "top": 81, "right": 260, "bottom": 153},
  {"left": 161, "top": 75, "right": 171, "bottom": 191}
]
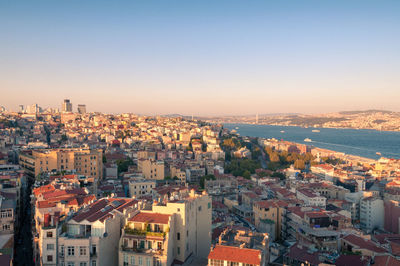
[{"left": 223, "top": 123, "right": 400, "bottom": 160}]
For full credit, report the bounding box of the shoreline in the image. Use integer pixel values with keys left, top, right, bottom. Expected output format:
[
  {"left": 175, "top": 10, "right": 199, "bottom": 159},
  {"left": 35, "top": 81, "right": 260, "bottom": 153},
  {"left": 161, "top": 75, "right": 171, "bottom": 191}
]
[
  {"left": 222, "top": 123, "right": 400, "bottom": 161},
  {"left": 219, "top": 122, "right": 400, "bottom": 133}
]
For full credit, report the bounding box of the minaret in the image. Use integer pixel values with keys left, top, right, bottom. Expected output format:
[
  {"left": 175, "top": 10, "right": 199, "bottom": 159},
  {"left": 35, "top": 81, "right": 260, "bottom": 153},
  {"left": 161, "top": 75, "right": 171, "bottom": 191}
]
[{"left": 256, "top": 113, "right": 259, "bottom": 124}]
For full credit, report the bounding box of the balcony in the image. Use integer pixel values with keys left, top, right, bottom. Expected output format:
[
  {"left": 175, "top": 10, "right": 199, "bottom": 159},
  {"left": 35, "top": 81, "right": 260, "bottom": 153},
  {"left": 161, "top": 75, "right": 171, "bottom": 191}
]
[
  {"left": 121, "top": 245, "right": 164, "bottom": 255},
  {"left": 124, "top": 228, "right": 166, "bottom": 239}
]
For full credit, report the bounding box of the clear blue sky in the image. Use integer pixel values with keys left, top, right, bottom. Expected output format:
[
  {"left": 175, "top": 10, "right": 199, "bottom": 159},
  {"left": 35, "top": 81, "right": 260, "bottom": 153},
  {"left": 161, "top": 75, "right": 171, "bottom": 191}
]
[{"left": 1, "top": 0, "right": 400, "bottom": 115}]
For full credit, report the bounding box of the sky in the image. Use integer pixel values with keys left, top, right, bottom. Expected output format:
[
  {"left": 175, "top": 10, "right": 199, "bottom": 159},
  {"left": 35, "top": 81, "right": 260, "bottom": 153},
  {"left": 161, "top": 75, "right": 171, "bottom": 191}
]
[{"left": 1, "top": 0, "right": 400, "bottom": 116}]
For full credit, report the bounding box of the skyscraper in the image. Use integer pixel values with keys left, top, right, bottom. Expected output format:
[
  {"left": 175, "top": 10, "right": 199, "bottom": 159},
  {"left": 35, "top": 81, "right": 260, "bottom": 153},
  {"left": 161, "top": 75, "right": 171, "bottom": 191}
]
[
  {"left": 62, "top": 99, "right": 72, "bottom": 112},
  {"left": 77, "top": 104, "right": 86, "bottom": 114}
]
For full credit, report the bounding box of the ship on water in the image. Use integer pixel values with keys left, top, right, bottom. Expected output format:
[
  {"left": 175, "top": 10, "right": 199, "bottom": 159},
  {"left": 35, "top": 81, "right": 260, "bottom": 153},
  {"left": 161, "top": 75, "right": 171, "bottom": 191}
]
[
  {"left": 312, "top": 129, "right": 320, "bottom": 133},
  {"left": 304, "top": 138, "right": 312, "bottom": 142}
]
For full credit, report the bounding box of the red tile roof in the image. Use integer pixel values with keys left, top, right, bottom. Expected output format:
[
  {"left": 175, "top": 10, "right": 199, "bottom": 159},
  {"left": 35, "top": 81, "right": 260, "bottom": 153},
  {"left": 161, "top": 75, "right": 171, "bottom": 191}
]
[
  {"left": 342, "top": 234, "right": 387, "bottom": 254},
  {"left": 37, "top": 200, "right": 57, "bottom": 208},
  {"left": 208, "top": 245, "right": 261, "bottom": 265},
  {"left": 286, "top": 244, "right": 321, "bottom": 266},
  {"left": 72, "top": 198, "right": 137, "bottom": 223},
  {"left": 374, "top": 255, "right": 400, "bottom": 266},
  {"left": 129, "top": 212, "right": 171, "bottom": 224},
  {"left": 254, "top": 199, "right": 288, "bottom": 209},
  {"left": 335, "top": 254, "right": 370, "bottom": 266}
]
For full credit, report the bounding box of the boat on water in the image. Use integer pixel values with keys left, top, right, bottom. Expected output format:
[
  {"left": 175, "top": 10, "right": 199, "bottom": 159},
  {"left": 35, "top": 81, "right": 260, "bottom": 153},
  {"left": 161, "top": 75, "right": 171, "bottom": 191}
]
[
  {"left": 304, "top": 138, "right": 312, "bottom": 142},
  {"left": 312, "top": 129, "right": 320, "bottom": 133},
  {"left": 235, "top": 127, "right": 239, "bottom": 130},
  {"left": 376, "top": 152, "right": 382, "bottom": 156},
  {"left": 280, "top": 130, "right": 285, "bottom": 133}
]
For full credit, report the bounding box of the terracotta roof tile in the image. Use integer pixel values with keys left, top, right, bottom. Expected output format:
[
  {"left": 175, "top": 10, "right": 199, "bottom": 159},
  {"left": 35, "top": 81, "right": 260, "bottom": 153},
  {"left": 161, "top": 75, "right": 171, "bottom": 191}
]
[
  {"left": 208, "top": 245, "right": 261, "bottom": 265},
  {"left": 129, "top": 212, "right": 171, "bottom": 224}
]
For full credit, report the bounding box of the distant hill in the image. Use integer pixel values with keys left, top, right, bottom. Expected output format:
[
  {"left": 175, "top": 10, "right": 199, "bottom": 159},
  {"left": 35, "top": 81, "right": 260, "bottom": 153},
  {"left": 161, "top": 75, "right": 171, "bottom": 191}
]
[{"left": 339, "top": 110, "right": 396, "bottom": 115}]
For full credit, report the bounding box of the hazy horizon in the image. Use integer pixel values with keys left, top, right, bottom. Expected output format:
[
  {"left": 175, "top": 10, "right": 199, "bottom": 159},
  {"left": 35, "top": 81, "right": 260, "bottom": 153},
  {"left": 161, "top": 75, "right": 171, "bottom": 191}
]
[{"left": 1, "top": 0, "right": 400, "bottom": 115}]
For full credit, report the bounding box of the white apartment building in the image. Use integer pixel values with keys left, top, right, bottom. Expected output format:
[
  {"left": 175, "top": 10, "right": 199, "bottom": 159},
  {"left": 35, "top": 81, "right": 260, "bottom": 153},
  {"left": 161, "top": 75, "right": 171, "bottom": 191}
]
[
  {"left": 296, "top": 189, "right": 326, "bottom": 207},
  {"left": 38, "top": 198, "right": 139, "bottom": 266},
  {"left": 360, "top": 197, "right": 384, "bottom": 233}
]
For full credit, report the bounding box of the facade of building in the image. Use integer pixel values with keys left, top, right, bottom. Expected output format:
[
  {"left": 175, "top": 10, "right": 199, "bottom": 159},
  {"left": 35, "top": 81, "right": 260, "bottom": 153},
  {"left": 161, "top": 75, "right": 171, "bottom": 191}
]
[
  {"left": 38, "top": 198, "right": 138, "bottom": 266},
  {"left": 119, "top": 211, "right": 174, "bottom": 266},
  {"left": 62, "top": 99, "right": 73, "bottom": 113},
  {"left": 296, "top": 189, "right": 326, "bottom": 207},
  {"left": 128, "top": 179, "right": 156, "bottom": 198},
  {"left": 19, "top": 148, "right": 103, "bottom": 179},
  {"left": 77, "top": 105, "right": 86, "bottom": 114},
  {"left": 138, "top": 159, "right": 164, "bottom": 180},
  {"left": 253, "top": 200, "right": 288, "bottom": 241},
  {"left": 360, "top": 197, "right": 384, "bottom": 233}
]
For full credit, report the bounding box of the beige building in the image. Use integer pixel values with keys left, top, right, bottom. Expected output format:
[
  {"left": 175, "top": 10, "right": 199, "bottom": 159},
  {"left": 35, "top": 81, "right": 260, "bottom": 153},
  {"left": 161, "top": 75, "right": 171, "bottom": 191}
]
[
  {"left": 119, "top": 211, "right": 175, "bottom": 266},
  {"left": 128, "top": 178, "right": 156, "bottom": 197},
  {"left": 138, "top": 159, "right": 164, "bottom": 180},
  {"left": 119, "top": 190, "right": 212, "bottom": 265},
  {"left": 253, "top": 200, "right": 288, "bottom": 241},
  {"left": 19, "top": 148, "right": 103, "bottom": 179},
  {"left": 170, "top": 166, "right": 186, "bottom": 181}
]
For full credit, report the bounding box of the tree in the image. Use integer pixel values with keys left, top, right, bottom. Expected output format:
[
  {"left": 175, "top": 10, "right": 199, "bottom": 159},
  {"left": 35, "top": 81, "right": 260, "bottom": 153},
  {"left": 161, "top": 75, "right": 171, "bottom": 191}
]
[
  {"left": 243, "top": 170, "right": 251, "bottom": 179},
  {"left": 294, "top": 159, "right": 305, "bottom": 170}
]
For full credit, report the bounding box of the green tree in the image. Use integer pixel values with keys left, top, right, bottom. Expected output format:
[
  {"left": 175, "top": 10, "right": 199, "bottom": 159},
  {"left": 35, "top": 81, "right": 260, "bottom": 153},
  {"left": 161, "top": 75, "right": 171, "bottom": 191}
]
[{"left": 243, "top": 170, "right": 251, "bottom": 179}]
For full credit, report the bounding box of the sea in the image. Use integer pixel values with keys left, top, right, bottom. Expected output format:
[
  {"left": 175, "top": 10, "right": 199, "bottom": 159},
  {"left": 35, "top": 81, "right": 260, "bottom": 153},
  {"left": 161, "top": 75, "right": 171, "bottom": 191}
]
[{"left": 223, "top": 123, "right": 400, "bottom": 160}]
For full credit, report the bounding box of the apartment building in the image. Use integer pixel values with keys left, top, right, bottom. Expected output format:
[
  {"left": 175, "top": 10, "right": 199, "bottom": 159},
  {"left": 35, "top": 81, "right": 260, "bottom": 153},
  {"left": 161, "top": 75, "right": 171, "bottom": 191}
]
[
  {"left": 360, "top": 196, "right": 384, "bottom": 233},
  {"left": 118, "top": 189, "right": 211, "bottom": 265},
  {"left": 19, "top": 148, "right": 103, "bottom": 179},
  {"left": 119, "top": 211, "right": 174, "bottom": 266},
  {"left": 128, "top": 178, "right": 156, "bottom": 197},
  {"left": 253, "top": 200, "right": 288, "bottom": 241},
  {"left": 138, "top": 159, "right": 164, "bottom": 180},
  {"left": 0, "top": 196, "right": 15, "bottom": 235},
  {"left": 38, "top": 198, "right": 138, "bottom": 266},
  {"left": 296, "top": 189, "right": 326, "bottom": 207}
]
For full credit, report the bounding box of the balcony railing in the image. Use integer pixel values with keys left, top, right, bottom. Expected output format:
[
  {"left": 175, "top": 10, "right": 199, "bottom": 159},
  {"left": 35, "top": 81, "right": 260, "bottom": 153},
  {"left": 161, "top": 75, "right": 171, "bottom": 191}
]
[{"left": 124, "top": 228, "right": 166, "bottom": 238}]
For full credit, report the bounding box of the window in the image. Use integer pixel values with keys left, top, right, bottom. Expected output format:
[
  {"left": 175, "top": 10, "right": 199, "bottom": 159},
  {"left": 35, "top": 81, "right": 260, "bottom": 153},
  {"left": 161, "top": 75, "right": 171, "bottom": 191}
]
[
  {"left": 177, "top": 232, "right": 180, "bottom": 240},
  {"left": 92, "top": 245, "right": 96, "bottom": 255},
  {"left": 131, "top": 256, "right": 135, "bottom": 265},
  {"left": 208, "top": 202, "right": 211, "bottom": 209},
  {"left": 67, "top": 246, "right": 75, "bottom": 256},
  {"left": 177, "top": 246, "right": 180, "bottom": 255},
  {"left": 91, "top": 261, "right": 96, "bottom": 266},
  {"left": 80, "top": 246, "right": 86, "bottom": 256},
  {"left": 47, "top": 255, "right": 53, "bottom": 262},
  {"left": 139, "top": 257, "right": 143, "bottom": 265},
  {"left": 146, "top": 258, "right": 151, "bottom": 266},
  {"left": 124, "top": 254, "right": 129, "bottom": 266},
  {"left": 47, "top": 243, "right": 54, "bottom": 250},
  {"left": 198, "top": 206, "right": 202, "bottom": 211},
  {"left": 60, "top": 245, "right": 65, "bottom": 257},
  {"left": 80, "top": 263, "right": 87, "bottom": 266},
  {"left": 1, "top": 210, "right": 12, "bottom": 218},
  {"left": 2, "top": 224, "right": 10, "bottom": 231},
  {"left": 67, "top": 263, "right": 75, "bottom": 266}
]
